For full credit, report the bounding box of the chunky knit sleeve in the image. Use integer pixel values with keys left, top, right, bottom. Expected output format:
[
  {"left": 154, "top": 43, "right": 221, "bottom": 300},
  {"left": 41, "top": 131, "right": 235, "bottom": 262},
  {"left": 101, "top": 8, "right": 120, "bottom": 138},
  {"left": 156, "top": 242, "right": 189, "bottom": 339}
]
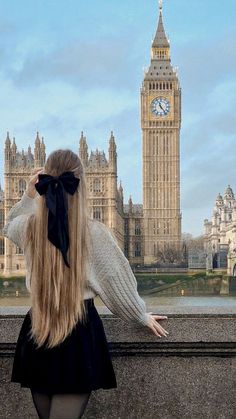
[
  {"left": 89, "top": 220, "right": 152, "bottom": 327},
  {"left": 2, "top": 191, "right": 37, "bottom": 250}
]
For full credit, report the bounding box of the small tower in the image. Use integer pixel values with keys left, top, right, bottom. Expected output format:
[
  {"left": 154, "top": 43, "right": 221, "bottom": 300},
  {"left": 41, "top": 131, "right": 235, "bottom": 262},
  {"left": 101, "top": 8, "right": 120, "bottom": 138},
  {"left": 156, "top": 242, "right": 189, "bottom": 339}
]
[
  {"left": 28, "top": 145, "right": 32, "bottom": 155},
  {"left": 79, "top": 131, "right": 89, "bottom": 167},
  {"left": 0, "top": 181, "right": 4, "bottom": 202},
  {"left": 108, "top": 131, "right": 117, "bottom": 172},
  {"left": 215, "top": 193, "right": 224, "bottom": 209},
  {"left": 21, "top": 148, "right": 27, "bottom": 167},
  {"left": 41, "top": 137, "right": 46, "bottom": 164},
  {"left": 128, "top": 195, "right": 133, "bottom": 214},
  {"left": 4, "top": 132, "right": 11, "bottom": 172},
  {"left": 224, "top": 185, "right": 234, "bottom": 203},
  {"left": 119, "top": 180, "right": 124, "bottom": 201},
  {"left": 11, "top": 137, "right": 17, "bottom": 162},
  {"left": 33, "top": 132, "right": 45, "bottom": 167},
  {"left": 34, "top": 132, "right": 41, "bottom": 167}
]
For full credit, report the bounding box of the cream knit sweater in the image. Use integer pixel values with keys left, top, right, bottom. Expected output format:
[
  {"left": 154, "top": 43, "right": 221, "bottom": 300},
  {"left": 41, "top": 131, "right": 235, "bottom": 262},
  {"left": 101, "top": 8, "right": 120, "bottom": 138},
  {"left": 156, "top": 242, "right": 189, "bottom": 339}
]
[{"left": 2, "top": 191, "right": 152, "bottom": 327}]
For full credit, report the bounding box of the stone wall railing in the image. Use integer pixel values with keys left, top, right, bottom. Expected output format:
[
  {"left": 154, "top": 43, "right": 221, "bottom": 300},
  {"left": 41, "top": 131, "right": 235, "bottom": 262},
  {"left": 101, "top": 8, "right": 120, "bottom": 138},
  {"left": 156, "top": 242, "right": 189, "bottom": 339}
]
[{"left": 0, "top": 305, "right": 236, "bottom": 419}]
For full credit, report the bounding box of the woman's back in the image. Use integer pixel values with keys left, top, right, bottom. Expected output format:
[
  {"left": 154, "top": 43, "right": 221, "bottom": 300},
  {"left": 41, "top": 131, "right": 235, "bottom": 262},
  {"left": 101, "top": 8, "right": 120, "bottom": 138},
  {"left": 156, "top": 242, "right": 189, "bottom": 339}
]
[{"left": 3, "top": 196, "right": 151, "bottom": 328}]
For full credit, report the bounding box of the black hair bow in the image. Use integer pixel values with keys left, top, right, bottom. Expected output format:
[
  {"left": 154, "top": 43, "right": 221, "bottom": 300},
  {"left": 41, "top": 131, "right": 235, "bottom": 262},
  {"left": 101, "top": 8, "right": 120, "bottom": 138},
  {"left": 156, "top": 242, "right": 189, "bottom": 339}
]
[{"left": 35, "top": 171, "right": 80, "bottom": 268}]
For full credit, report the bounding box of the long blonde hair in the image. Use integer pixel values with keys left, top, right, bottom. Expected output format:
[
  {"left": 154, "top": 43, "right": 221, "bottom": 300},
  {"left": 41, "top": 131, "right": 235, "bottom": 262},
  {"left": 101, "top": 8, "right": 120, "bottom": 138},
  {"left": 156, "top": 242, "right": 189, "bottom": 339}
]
[{"left": 24, "top": 149, "right": 91, "bottom": 349}]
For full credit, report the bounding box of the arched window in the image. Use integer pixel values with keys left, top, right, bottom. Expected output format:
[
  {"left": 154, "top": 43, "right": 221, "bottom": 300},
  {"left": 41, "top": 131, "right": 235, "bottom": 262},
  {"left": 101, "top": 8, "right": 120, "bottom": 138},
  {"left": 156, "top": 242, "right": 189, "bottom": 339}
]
[
  {"left": 124, "top": 218, "right": 129, "bottom": 235},
  {"left": 135, "top": 221, "right": 141, "bottom": 235},
  {"left": 93, "top": 179, "right": 101, "bottom": 193},
  {"left": 163, "top": 220, "right": 170, "bottom": 234},
  {"left": 135, "top": 242, "right": 141, "bottom": 257},
  {"left": 124, "top": 242, "right": 129, "bottom": 258},
  {"left": 153, "top": 221, "right": 156, "bottom": 235},
  {"left": 0, "top": 209, "right": 4, "bottom": 229},
  {"left": 19, "top": 179, "right": 27, "bottom": 197},
  {"left": 93, "top": 208, "right": 101, "bottom": 220},
  {"left": 0, "top": 238, "right": 4, "bottom": 255}
]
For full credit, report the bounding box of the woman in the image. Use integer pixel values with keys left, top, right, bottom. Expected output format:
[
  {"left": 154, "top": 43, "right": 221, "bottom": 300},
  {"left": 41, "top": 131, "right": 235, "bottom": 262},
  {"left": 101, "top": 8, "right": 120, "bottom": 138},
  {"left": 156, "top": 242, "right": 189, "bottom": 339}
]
[{"left": 3, "top": 149, "right": 168, "bottom": 419}]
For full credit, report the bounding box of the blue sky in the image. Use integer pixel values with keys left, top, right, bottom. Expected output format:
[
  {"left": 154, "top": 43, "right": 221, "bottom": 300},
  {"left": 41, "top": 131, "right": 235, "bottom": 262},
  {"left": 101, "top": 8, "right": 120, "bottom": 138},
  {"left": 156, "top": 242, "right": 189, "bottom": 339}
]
[{"left": 0, "top": 0, "right": 236, "bottom": 236}]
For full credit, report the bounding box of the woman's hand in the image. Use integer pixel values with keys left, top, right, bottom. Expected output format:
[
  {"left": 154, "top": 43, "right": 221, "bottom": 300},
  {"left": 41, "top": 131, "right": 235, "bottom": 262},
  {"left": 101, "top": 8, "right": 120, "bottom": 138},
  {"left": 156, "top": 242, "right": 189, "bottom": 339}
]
[
  {"left": 26, "top": 167, "right": 44, "bottom": 198},
  {"left": 146, "top": 313, "right": 169, "bottom": 338}
]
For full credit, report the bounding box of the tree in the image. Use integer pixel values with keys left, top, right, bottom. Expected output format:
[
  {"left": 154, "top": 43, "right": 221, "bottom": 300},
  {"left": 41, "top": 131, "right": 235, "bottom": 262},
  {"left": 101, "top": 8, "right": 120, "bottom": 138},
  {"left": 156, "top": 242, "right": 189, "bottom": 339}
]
[{"left": 155, "top": 242, "right": 183, "bottom": 264}]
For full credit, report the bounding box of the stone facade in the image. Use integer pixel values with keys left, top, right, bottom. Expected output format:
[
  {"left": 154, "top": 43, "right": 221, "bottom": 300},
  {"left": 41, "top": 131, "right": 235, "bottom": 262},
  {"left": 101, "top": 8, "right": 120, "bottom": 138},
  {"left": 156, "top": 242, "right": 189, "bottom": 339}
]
[
  {"left": 0, "top": 3, "right": 182, "bottom": 275},
  {"left": 204, "top": 185, "right": 236, "bottom": 275}
]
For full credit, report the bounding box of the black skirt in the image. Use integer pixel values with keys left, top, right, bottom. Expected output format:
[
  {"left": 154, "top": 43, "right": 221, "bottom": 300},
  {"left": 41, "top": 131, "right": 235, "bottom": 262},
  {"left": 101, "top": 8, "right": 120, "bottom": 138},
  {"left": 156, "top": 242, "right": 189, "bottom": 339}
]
[{"left": 11, "top": 298, "right": 117, "bottom": 395}]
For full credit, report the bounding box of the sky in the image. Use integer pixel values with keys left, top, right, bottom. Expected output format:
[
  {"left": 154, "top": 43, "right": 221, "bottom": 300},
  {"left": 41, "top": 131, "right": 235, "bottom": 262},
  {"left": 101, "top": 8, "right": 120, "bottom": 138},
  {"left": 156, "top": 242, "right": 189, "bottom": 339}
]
[{"left": 0, "top": 0, "right": 236, "bottom": 237}]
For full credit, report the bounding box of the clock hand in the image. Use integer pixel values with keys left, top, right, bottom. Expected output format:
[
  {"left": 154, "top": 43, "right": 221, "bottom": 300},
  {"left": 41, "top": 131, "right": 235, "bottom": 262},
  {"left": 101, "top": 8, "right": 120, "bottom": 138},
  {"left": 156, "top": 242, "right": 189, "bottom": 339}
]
[{"left": 159, "top": 103, "right": 165, "bottom": 112}]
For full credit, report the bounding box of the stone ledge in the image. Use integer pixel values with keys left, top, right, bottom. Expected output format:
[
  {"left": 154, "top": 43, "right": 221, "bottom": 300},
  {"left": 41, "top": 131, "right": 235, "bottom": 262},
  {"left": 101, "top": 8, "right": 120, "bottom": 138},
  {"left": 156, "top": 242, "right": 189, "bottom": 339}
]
[
  {"left": 1, "top": 307, "right": 236, "bottom": 418},
  {"left": 1, "top": 341, "right": 236, "bottom": 358},
  {"left": 1, "top": 304, "right": 236, "bottom": 316}
]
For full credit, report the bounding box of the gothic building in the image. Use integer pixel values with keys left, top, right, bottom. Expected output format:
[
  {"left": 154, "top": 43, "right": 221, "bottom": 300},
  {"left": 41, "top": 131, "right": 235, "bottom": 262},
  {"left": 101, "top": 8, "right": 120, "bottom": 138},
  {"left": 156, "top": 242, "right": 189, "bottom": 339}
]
[
  {"left": 204, "top": 185, "right": 236, "bottom": 275},
  {"left": 0, "top": 2, "right": 182, "bottom": 276}
]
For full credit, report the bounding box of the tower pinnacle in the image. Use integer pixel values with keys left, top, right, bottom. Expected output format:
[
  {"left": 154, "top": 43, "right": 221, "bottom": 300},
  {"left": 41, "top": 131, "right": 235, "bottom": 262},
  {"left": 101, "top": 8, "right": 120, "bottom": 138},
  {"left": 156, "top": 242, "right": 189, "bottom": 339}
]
[
  {"left": 152, "top": 1, "right": 169, "bottom": 49},
  {"left": 151, "top": 0, "right": 170, "bottom": 60}
]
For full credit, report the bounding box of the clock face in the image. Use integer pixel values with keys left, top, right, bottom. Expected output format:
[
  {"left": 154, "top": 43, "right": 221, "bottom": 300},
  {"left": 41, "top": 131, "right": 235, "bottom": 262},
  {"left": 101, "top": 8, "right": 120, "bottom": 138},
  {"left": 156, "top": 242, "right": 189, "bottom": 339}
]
[{"left": 151, "top": 97, "right": 170, "bottom": 117}]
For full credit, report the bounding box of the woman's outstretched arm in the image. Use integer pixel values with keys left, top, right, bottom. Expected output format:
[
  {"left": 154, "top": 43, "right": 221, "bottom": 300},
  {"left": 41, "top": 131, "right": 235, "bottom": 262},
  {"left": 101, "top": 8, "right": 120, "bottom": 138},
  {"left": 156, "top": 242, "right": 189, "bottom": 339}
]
[{"left": 89, "top": 220, "right": 153, "bottom": 327}]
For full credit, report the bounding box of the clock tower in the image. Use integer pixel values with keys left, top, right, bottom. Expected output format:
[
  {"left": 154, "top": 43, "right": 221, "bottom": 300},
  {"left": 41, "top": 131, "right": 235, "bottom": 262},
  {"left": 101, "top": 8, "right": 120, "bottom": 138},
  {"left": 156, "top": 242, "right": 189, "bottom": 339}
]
[{"left": 141, "top": 0, "right": 182, "bottom": 264}]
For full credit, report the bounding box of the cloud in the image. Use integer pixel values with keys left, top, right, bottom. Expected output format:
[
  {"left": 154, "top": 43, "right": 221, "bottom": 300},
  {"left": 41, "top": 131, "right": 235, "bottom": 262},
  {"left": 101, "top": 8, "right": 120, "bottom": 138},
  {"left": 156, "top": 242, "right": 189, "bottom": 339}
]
[
  {"left": 176, "top": 30, "right": 236, "bottom": 104},
  {"left": 0, "top": 20, "right": 18, "bottom": 64},
  {"left": 7, "top": 31, "right": 141, "bottom": 91},
  {"left": 177, "top": 31, "right": 236, "bottom": 228},
  {"left": 0, "top": 74, "right": 136, "bottom": 130},
  {"left": 0, "top": 20, "right": 16, "bottom": 36}
]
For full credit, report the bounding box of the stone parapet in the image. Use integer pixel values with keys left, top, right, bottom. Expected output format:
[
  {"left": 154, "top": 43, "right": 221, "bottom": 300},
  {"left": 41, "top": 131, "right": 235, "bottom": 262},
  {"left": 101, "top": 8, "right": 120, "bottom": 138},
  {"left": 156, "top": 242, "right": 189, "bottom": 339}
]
[{"left": 0, "top": 305, "right": 236, "bottom": 419}]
